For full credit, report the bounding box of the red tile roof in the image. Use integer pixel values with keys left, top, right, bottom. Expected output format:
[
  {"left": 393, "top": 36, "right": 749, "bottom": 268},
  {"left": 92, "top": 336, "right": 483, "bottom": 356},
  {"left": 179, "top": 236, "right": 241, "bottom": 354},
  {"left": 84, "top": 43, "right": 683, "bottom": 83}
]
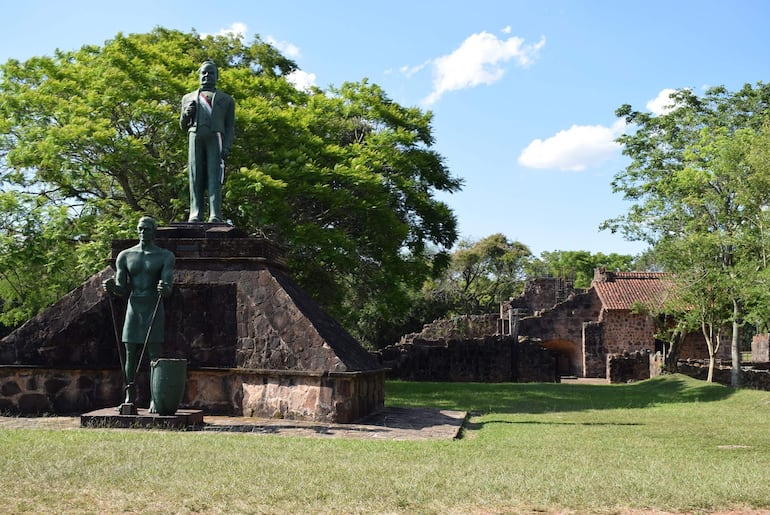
[{"left": 593, "top": 271, "right": 673, "bottom": 311}]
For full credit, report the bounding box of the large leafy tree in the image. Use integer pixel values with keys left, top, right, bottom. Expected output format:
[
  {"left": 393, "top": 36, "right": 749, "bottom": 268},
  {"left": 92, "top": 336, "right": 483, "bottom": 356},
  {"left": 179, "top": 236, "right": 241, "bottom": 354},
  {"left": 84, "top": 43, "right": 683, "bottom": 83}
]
[
  {"left": 604, "top": 83, "right": 770, "bottom": 383},
  {"left": 0, "top": 28, "right": 461, "bottom": 343},
  {"left": 529, "top": 250, "right": 637, "bottom": 289},
  {"left": 425, "top": 234, "right": 533, "bottom": 315}
]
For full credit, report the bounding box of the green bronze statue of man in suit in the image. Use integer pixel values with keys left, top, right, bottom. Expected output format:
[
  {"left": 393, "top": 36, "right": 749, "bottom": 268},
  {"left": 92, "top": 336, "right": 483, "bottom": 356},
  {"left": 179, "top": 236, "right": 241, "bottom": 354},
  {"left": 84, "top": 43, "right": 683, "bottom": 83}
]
[{"left": 180, "top": 60, "right": 235, "bottom": 223}]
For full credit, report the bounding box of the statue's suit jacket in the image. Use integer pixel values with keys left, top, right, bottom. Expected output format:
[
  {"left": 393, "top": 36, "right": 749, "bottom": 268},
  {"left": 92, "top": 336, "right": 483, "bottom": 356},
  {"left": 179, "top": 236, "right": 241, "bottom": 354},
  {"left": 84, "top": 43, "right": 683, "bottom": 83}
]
[{"left": 180, "top": 89, "right": 235, "bottom": 156}]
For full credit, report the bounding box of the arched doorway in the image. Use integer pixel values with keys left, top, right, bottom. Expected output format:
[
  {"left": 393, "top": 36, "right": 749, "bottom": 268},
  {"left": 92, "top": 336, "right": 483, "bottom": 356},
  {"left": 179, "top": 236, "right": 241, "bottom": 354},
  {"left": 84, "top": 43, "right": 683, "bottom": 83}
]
[{"left": 540, "top": 338, "right": 582, "bottom": 377}]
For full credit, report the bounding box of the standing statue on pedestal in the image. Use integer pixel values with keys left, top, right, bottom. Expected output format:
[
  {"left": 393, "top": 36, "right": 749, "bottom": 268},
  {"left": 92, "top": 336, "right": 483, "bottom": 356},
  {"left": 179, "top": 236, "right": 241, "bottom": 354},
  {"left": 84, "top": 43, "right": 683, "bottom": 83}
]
[
  {"left": 103, "top": 216, "right": 175, "bottom": 414},
  {"left": 180, "top": 60, "right": 236, "bottom": 223}
]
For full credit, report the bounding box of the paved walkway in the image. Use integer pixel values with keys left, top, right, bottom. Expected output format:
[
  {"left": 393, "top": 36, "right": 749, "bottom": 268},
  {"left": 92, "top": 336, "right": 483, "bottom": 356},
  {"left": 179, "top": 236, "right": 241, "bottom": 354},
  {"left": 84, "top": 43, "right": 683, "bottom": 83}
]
[
  {"left": 560, "top": 376, "right": 609, "bottom": 385},
  {"left": 0, "top": 407, "right": 468, "bottom": 441}
]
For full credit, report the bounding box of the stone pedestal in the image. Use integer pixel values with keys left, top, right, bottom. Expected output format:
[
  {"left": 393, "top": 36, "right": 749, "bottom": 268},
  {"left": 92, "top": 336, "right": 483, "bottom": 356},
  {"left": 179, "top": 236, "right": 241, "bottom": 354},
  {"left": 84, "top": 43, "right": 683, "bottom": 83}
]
[
  {"left": 1, "top": 223, "right": 385, "bottom": 423},
  {"left": 81, "top": 407, "right": 203, "bottom": 429}
]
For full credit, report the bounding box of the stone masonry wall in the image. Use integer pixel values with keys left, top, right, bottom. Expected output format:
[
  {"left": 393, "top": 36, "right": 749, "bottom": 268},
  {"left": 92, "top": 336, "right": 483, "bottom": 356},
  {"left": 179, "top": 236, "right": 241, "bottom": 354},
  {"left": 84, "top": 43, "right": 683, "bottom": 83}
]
[
  {"left": 373, "top": 336, "right": 557, "bottom": 383},
  {"left": 600, "top": 310, "right": 656, "bottom": 355},
  {"left": 606, "top": 351, "right": 654, "bottom": 383},
  {"left": 502, "top": 277, "right": 583, "bottom": 314},
  {"left": 0, "top": 367, "right": 123, "bottom": 414},
  {"left": 677, "top": 361, "right": 770, "bottom": 391},
  {"left": 401, "top": 315, "right": 500, "bottom": 343},
  {"left": 0, "top": 230, "right": 385, "bottom": 422},
  {"left": 752, "top": 333, "right": 769, "bottom": 363},
  {"left": 514, "top": 338, "right": 560, "bottom": 383},
  {"left": 678, "top": 332, "right": 731, "bottom": 361},
  {"left": 583, "top": 321, "right": 606, "bottom": 378},
  {"left": 238, "top": 371, "right": 384, "bottom": 423},
  {"left": 517, "top": 290, "right": 602, "bottom": 344},
  {"left": 0, "top": 366, "right": 384, "bottom": 423}
]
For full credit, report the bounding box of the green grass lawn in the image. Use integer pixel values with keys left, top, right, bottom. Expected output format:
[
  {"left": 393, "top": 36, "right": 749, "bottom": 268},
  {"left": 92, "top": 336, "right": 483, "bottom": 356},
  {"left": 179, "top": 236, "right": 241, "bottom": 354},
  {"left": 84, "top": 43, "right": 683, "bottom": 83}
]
[{"left": 2, "top": 374, "right": 769, "bottom": 513}]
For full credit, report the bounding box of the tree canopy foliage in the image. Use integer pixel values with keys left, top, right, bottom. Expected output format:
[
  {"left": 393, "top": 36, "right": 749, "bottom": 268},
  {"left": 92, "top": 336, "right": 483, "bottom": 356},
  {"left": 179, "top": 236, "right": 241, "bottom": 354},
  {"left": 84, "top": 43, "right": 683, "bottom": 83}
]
[
  {"left": 424, "top": 234, "right": 534, "bottom": 315},
  {"left": 604, "top": 83, "right": 770, "bottom": 382},
  {"left": 0, "top": 28, "right": 462, "bottom": 342},
  {"left": 529, "top": 250, "right": 637, "bottom": 289},
  {"left": 422, "top": 236, "right": 638, "bottom": 319}
]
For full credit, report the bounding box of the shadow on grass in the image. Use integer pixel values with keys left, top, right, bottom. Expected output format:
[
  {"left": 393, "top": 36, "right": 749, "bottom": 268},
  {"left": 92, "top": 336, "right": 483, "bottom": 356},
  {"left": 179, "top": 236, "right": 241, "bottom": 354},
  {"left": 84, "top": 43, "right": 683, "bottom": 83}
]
[
  {"left": 386, "top": 374, "right": 735, "bottom": 416},
  {"left": 461, "top": 419, "right": 646, "bottom": 432}
]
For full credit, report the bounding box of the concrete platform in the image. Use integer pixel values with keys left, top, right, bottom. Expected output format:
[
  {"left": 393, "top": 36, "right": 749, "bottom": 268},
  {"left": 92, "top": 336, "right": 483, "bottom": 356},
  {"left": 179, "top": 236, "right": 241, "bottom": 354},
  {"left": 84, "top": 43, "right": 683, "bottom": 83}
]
[
  {"left": 80, "top": 408, "right": 204, "bottom": 429},
  {"left": 2, "top": 407, "right": 467, "bottom": 440},
  {"left": 201, "top": 407, "right": 468, "bottom": 440}
]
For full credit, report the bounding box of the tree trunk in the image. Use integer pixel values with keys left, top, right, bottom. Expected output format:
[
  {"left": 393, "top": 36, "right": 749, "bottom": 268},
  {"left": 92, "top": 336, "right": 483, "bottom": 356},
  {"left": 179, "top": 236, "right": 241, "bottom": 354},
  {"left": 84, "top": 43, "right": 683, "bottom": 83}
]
[
  {"left": 664, "top": 322, "right": 685, "bottom": 372},
  {"left": 703, "top": 322, "right": 716, "bottom": 383},
  {"left": 731, "top": 300, "right": 741, "bottom": 387}
]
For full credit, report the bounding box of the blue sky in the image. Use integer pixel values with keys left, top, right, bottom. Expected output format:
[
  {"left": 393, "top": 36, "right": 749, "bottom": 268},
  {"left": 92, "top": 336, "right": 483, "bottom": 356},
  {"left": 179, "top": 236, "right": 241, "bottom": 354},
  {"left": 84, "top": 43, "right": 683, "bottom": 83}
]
[{"left": 3, "top": 1, "right": 770, "bottom": 256}]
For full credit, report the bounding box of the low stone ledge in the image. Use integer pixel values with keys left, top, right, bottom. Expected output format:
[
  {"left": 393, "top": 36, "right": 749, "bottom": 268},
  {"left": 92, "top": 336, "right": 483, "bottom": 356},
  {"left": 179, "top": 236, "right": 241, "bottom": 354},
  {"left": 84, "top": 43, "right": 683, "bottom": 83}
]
[
  {"left": 195, "top": 366, "right": 387, "bottom": 378},
  {"left": 80, "top": 407, "right": 204, "bottom": 429},
  {"left": 0, "top": 365, "right": 385, "bottom": 423},
  {"left": 188, "top": 367, "right": 385, "bottom": 422}
]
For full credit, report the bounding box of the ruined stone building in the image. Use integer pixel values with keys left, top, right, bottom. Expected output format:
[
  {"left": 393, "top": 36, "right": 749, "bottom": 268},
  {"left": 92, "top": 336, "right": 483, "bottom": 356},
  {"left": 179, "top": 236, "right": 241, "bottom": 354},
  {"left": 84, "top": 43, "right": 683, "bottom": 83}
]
[
  {"left": 506, "top": 268, "right": 725, "bottom": 379},
  {"left": 379, "top": 268, "right": 727, "bottom": 382}
]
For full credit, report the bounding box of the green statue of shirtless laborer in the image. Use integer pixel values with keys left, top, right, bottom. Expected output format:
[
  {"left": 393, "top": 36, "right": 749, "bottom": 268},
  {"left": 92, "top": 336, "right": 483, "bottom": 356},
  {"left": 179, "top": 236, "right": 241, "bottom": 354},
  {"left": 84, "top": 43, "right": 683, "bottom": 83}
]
[{"left": 103, "top": 216, "right": 175, "bottom": 413}]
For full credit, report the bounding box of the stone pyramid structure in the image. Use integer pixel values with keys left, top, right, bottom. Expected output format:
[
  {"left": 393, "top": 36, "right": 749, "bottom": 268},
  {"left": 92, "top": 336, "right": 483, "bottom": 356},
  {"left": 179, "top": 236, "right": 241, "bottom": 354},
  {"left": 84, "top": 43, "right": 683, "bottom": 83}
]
[{"left": 0, "top": 224, "right": 384, "bottom": 422}]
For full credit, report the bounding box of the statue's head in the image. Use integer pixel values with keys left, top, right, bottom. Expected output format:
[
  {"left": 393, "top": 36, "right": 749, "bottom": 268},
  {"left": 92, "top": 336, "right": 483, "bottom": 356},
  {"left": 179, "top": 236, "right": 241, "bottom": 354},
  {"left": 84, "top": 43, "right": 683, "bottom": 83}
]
[
  {"left": 198, "top": 60, "right": 218, "bottom": 90},
  {"left": 137, "top": 216, "right": 157, "bottom": 243}
]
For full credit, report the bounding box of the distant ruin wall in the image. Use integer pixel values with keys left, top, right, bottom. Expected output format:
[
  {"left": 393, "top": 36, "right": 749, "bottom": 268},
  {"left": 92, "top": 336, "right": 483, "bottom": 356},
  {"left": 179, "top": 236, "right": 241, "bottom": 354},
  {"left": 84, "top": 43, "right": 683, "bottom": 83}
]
[
  {"left": 401, "top": 315, "right": 500, "bottom": 343},
  {"left": 583, "top": 321, "right": 606, "bottom": 378},
  {"left": 677, "top": 361, "right": 770, "bottom": 391},
  {"left": 503, "top": 277, "right": 583, "bottom": 314},
  {"left": 600, "top": 310, "right": 656, "bottom": 355},
  {"left": 606, "top": 351, "right": 657, "bottom": 384},
  {"left": 373, "top": 336, "right": 557, "bottom": 383},
  {"left": 518, "top": 290, "right": 601, "bottom": 344},
  {"left": 678, "top": 333, "right": 730, "bottom": 361},
  {"left": 752, "top": 334, "right": 769, "bottom": 363}
]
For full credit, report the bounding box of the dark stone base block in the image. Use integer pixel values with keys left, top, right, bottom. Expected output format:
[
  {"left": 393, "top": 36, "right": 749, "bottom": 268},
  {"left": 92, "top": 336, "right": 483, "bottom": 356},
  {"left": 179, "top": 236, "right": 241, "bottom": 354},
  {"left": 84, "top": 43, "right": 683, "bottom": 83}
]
[{"left": 80, "top": 407, "right": 203, "bottom": 429}]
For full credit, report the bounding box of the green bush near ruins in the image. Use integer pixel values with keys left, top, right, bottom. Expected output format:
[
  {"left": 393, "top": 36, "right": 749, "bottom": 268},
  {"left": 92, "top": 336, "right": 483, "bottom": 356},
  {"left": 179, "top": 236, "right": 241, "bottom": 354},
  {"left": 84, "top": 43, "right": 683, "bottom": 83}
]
[{"left": 1, "top": 374, "right": 769, "bottom": 513}]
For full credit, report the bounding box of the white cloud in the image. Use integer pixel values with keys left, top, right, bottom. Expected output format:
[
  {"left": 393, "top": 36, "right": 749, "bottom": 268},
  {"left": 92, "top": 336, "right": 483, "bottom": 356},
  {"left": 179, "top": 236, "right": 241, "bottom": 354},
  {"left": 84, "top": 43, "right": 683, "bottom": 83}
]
[
  {"left": 264, "top": 37, "right": 314, "bottom": 90},
  {"left": 197, "top": 25, "right": 313, "bottom": 91},
  {"left": 646, "top": 88, "right": 679, "bottom": 115},
  {"left": 286, "top": 69, "right": 317, "bottom": 91},
  {"left": 266, "top": 36, "right": 301, "bottom": 59},
  {"left": 400, "top": 62, "right": 429, "bottom": 78},
  {"left": 518, "top": 119, "right": 626, "bottom": 172},
  {"left": 501, "top": 26, "right": 512, "bottom": 34},
  {"left": 202, "top": 22, "right": 248, "bottom": 39},
  {"left": 422, "top": 31, "right": 546, "bottom": 105}
]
